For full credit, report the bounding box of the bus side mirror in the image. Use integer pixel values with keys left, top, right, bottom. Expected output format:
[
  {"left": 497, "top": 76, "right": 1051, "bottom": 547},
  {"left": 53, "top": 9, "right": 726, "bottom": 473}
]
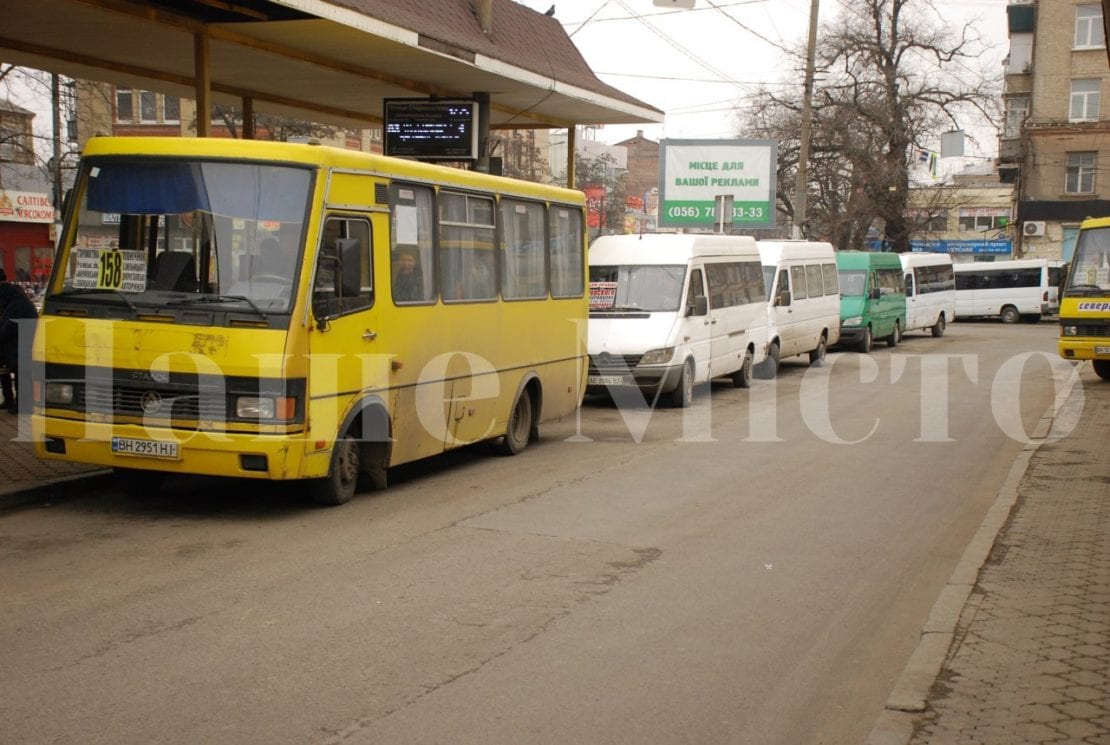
[
  {"left": 692, "top": 295, "right": 708, "bottom": 316},
  {"left": 775, "top": 288, "right": 791, "bottom": 307},
  {"left": 336, "top": 238, "right": 363, "bottom": 297},
  {"left": 869, "top": 287, "right": 881, "bottom": 300}
]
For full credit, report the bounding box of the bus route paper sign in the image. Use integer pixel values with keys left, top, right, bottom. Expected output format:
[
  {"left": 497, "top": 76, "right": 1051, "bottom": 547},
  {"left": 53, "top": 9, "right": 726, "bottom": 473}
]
[
  {"left": 72, "top": 248, "right": 148, "bottom": 292},
  {"left": 589, "top": 281, "right": 617, "bottom": 310},
  {"left": 659, "top": 139, "right": 777, "bottom": 230}
]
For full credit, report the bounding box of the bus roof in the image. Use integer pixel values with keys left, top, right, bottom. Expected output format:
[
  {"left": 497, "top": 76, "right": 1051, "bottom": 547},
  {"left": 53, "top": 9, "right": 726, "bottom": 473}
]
[
  {"left": 79, "top": 136, "right": 585, "bottom": 205},
  {"left": 589, "top": 233, "right": 758, "bottom": 265},
  {"left": 953, "top": 259, "right": 1054, "bottom": 272},
  {"left": 899, "top": 252, "right": 953, "bottom": 268},
  {"left": 835, "top": 250, "right": 902, "bottom": 270},
  {"left": 756, "top": 240, "right": 835, "bottom": 265}
]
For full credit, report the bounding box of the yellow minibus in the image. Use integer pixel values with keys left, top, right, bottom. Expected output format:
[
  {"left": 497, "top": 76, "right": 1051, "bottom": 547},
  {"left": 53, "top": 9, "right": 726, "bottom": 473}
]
[
  {"left": 32, "top": 137, "right": 588, "bottom": 504},
  {"left": 1059, "top": 216, "right": 1110, "bottom": 380}
]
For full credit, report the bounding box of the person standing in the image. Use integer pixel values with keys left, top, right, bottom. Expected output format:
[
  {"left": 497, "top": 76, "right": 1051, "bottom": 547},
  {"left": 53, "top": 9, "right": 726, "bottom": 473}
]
[{"left": 0, "top": 281, "right": 39, "bottom": 413}]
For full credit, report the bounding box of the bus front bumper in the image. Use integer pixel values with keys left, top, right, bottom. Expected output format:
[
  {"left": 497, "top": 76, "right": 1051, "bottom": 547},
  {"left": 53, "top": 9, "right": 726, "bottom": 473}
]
[
  {"left": 1058, "top": 339, "right": 1110, "bottom": 362},
  {"left": 585, "top": 364, "right": 685, "bottom": 397},
  {"left": 31, "top": 415, "right": 330, "bottom": 481}
]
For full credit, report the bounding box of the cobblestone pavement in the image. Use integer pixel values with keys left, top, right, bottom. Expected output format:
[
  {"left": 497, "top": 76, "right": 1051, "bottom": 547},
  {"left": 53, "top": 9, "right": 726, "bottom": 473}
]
[
  {"left": 907, "top": 369, "right": 1110, "bottom": 744},
  {"left": 0, "top": 409, "right": 104, "bottom": 503}
]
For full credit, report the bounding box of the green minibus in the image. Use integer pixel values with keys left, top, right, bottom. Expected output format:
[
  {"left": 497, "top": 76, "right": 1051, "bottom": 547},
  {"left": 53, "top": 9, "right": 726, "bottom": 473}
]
[{"left": 836, "top": 251, "right": 906, "bottom": 352}]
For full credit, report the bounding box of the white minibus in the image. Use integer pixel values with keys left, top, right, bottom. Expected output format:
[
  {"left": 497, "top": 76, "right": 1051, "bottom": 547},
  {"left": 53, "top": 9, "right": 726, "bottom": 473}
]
[
  {"left": 756, "top": 240, "right": 841, "bottom": 377},
  {"left": 900, "top": 252, "right": 955, "bottom": 337},
  {"left": 587, "top": 233, "right": 769, "bottom": 407},
  {"left": 954, "top": 259, "right": 1056, "bottom": 323}
]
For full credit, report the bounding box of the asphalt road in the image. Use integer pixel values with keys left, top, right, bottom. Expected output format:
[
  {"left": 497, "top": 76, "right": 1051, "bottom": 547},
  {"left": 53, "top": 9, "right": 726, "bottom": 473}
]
[{"left": 0, "top": 321, "right": 1069, "bottom": 745}]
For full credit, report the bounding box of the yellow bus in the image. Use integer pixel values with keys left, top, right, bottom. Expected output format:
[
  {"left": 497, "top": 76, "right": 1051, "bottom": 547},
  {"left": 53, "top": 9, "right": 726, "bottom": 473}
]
[
  {"left": 1059, "top": 216, "right": 1110, "bottom": 381},
  {"left": 31, "top": 136, "right": 588, "bottom": 505}
]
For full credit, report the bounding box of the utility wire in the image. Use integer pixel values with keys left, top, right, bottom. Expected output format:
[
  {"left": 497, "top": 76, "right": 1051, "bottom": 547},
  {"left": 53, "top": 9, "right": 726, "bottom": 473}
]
[{"left": 612, "top": 0, "right": 743, "bottom": 85}]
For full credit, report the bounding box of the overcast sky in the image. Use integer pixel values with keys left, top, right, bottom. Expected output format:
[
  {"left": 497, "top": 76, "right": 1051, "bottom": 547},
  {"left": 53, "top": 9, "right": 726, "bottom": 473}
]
[{"left": 513, "top": 0, "right": 1009, "bottom": 156}]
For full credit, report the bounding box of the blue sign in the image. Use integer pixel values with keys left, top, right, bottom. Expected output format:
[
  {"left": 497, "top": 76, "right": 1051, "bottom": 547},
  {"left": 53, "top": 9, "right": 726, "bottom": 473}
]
[{"left": 866, "top": 239, "right": 1012, "bottom": 255}]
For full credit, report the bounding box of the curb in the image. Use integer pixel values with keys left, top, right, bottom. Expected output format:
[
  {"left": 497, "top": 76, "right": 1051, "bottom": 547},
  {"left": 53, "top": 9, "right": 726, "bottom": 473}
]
[
  {"left": 865, "top": 364, "right": 1084, "bottom": 745},
  {"left": 0, "top": 470, "right": 114, "bottom": 511}
]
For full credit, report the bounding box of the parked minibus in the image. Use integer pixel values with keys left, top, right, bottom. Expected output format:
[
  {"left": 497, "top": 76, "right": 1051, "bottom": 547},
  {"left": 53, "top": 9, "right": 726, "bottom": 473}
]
[
  {"left": 587, "top": 233, "right": 769, "bottom": 407},
  {"left": 1059, "top": 216, "right": 1110, "bottom": 381},
  {"left": 953, "top": 259, "right": 1056, "bottom": 323},
  {"left": 755, "top": 240, "right": 840, "bottom": 377},
  {"left": 835, "top": 251, "right": 906, "bottom": 352},
  {"left": 31, "top": 136, "right": 589, "bottom": 506},
  {"left": 899, "top": 252, "right": 955, "bottom": 337}
]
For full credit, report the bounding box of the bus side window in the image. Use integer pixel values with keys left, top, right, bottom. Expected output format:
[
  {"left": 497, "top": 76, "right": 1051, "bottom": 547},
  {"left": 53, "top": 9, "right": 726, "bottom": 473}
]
[{"left": 313, "top": 216, "right": 373, "bottom": 318}]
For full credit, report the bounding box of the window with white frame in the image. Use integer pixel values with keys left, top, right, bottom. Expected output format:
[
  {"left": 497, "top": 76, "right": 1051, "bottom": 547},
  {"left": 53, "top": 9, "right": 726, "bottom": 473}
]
[
  {"left": 1070, "top": 79, "right": 1100, "bottom": 122},
  {"left": 115, "top": 88, "right": 133, "bottom": 122},
  {"left": 139, "top": 91, "right": 157, "bottom": 123},
  {"left": 1065, "top": 152, "right": 1097, "bottom": 194},
  {"left": 163, "top": 96, "right": 180, "bottom": 124},
  {"left": 1075, "top": 4, "right": 1105, "bottom": 49},
  {"left": 1004, "top": 96, "right": 1029, "bottom": 138}
]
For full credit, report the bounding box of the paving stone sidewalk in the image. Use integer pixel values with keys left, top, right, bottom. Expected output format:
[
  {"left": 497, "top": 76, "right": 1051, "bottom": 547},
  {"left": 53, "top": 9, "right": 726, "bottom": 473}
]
[
  {"left": 0, "top": 409, "right": 108, "bottom": 507},
  {"left": 905, "top": 368, "right": 1110, "bottom": 744}
]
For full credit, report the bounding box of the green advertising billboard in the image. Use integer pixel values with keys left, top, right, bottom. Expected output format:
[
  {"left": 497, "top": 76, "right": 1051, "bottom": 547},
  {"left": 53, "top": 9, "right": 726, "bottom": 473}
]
[{"left": 658, "top": 139, "right": 777, "bottom": 229}]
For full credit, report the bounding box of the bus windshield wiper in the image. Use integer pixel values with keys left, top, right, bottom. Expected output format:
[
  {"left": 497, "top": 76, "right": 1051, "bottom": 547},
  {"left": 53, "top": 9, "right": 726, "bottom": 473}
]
[
  {"left": 1064, "top": 285, "right": 1106, "bottom": 297},
  {"left": 51, "top": 287, "right": 138, "bottom": 311},
  {"left": 167, "top": 295, "right": 268, "bottom": 319}
]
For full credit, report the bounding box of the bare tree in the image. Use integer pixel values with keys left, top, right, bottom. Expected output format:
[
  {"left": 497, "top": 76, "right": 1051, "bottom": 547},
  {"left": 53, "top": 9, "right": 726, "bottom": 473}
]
[{"left": 737, "top": 0, "right": 999, "bottom": 251}]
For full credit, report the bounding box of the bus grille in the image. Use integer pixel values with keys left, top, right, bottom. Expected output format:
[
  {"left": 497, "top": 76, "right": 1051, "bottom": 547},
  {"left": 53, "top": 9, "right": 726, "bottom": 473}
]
[
  {"left": 589, "top": 353, "right": 642, "bottom": 375},
  {"left": 79, "top": 384, "right": 227, "bottom": 421}
]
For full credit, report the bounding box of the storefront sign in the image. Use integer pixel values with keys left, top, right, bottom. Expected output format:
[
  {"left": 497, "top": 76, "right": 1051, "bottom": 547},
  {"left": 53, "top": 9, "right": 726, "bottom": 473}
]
[{"left": 0, "top": 190, "right": 55, "bottom": 223}]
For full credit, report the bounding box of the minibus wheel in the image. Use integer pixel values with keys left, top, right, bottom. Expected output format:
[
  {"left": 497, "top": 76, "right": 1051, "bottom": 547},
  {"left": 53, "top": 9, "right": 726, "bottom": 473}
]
[
  {"left": 755, "top": 342, "right": 779, "bottom": 379},
  {"left": 114, "top": 467, "right": 166, "bottom": 498},
  {"left": 495, "top": 390, "right": 534, "bottom": 455},
  {"left": 887, "top": 322, "right": 901, "bottom": 347},
  {"left": 857, "top": 327, "right": 873, "bottom": 353},
  {"left": 732, "top": 348, "right": 753, "bottom": 388},
  {"left": 809, "top": 336, "right": 827, "bottom": 366},
  {"left": 931, "top": 315, "right": 946, "bottom": 337},
  {"left": 310, "top": 437, "right": 359, "bottom": 506},
  {"left": 1094, "top": 360, "right": 1110, "bottom": 381},
  {"left": 670, "top": 359, "right": 694, "bottom": 407},
  {"left": 1000, "top": 305, "right": 1020, "bottom": 324}
]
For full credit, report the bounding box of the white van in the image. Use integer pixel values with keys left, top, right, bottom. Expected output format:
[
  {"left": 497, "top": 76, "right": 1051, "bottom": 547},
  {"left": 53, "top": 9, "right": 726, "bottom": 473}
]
[
  {"left": 899, "top": 252, "right": 955, "bottom": 337},
  {"left": 755, "top": 240, "right": 841, "bottom": 377},
  {"left": 954, "top": 259, "right": 1056, "bottom": 323},
  {"left": 587, "top": 233, "right": 769, "bottom": 407}
]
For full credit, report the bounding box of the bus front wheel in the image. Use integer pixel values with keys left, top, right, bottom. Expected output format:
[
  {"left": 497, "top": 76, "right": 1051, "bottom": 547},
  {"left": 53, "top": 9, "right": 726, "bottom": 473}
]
[
  {"left": 495, "top": 390, "right": 534, "bottom": 455},
  {"left": 1000, "top": 306, "right": 1020, "bottom": 324},
  {"left": 1094, "top": 360, "right": 1110, "bottom": 381},
  {"left": 310, "top": 436, "right": 359, "bottom": 506}
]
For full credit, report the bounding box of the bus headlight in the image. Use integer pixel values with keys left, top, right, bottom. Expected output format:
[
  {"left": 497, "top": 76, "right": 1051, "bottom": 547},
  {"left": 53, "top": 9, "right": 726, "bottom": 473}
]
[
  {"left": 842, "top": 316, "right": 863, "bottom": 327},
  {"left": 1062, "top": 325, "right": 1078, "bottom": 336},
  {"left": 639, "top": 347, "right": 675, "bottom": 366},
  {"left": 236, "top": 396, "right": 296, "bottom": 421},
  {"left": 45, "top": 382, "right": 75, "bottom": 404}
]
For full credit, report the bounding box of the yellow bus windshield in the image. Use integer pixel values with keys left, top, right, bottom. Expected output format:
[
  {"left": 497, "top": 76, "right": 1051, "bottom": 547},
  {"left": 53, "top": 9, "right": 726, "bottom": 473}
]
[{"left": 50, "top": 157, "right": 314, "bottom": 321}]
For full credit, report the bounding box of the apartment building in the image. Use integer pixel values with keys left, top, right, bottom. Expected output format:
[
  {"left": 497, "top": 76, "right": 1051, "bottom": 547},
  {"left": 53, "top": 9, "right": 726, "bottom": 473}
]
[{"left": 999, "top": 0, "right": 1110, "bottom": 261}]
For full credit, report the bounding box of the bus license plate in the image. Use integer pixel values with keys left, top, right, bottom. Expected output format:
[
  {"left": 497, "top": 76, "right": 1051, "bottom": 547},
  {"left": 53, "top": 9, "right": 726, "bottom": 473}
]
[
  {"left": 111, "top": 437, "right": 179, "bottom": 459},
  {"left": 588, "top": 375, "right": 627, "bottom": 386},
  {"left": 1094, "top": 346, "right": 1110, "bottom": 355}
]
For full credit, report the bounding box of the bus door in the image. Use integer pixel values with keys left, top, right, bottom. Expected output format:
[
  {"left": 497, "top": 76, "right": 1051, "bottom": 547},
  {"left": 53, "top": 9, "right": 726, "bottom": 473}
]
[{"left": 307, "top": 214, "right": 387, "bottom": 444}]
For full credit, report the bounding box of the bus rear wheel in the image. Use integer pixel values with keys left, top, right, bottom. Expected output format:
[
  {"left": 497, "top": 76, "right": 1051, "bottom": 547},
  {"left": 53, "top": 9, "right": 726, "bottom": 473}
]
[
  {"left": 731, "top": 348, "right": 753, "bottom": 388},
  {"left": 931, "top": 314, "right": 946, "bottom": 337},
  {"left": 1094, "top": 360, "right": 1110, "bottom": 381},
  {"left": 495, "top": 390, "right": 534, "bottom": 455},
  {"left": 755, "top": 342, "right": 779, "bottom": 379},
  {"left": 809, "top": 335, "right": 827, "bottom": 367},
  {"left": 310, "top": 436, "right": 359, "bottom": 506},
  {"left": 1000, "top": 306, "right": 1020, "bottom": 324}
]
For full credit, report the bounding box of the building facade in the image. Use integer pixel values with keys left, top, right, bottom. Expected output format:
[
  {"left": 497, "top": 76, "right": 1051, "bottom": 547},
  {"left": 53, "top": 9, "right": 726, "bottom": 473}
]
[
  {"left": 0, "top": 99, "right": 55, "bottom": 290},
  {"left": 999, "top": 0, "right": 1110, "bottom": 261}
]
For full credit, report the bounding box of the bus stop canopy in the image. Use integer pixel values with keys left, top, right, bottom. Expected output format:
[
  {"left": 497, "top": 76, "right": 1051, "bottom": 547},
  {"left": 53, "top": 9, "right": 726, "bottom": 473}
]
[{"left": 0, "top": 0, "right": 664, "bottom": 131}]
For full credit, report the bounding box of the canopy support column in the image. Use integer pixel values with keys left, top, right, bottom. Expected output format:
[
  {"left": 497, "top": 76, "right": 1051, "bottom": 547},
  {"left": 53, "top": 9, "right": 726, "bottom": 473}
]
[{"left": 194, "top": 31, "right": 211, "bottom": 137}]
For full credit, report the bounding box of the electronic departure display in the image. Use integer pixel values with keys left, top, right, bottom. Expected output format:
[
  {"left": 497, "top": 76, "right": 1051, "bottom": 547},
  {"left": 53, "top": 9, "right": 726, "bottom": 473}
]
[{"left": 384, "top": 99, "right": 479, "bottom": 160}]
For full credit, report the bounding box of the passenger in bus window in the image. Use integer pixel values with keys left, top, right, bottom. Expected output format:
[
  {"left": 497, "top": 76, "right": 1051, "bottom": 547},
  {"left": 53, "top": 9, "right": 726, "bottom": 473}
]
[{"left": 392, "top": 247, "right": 424, "bottom": 302}]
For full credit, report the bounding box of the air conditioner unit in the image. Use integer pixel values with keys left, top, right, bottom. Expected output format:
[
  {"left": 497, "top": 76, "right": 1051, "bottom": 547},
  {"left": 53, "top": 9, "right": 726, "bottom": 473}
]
[{"left": 1023, "top": 220, "right": 1046, "bottom": 237}]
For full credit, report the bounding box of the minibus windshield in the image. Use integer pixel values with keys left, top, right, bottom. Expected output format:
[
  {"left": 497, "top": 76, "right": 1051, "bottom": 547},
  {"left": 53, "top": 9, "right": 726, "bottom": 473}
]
[
  {"left": 50, "top": 157, "right": 313, "bottom": 319},
  {"left": 589, "top": 264, "right": 685, "bottom": 312},
  {"left": 1066, "top": 227, "right": 1110, "bottom": 295}
]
